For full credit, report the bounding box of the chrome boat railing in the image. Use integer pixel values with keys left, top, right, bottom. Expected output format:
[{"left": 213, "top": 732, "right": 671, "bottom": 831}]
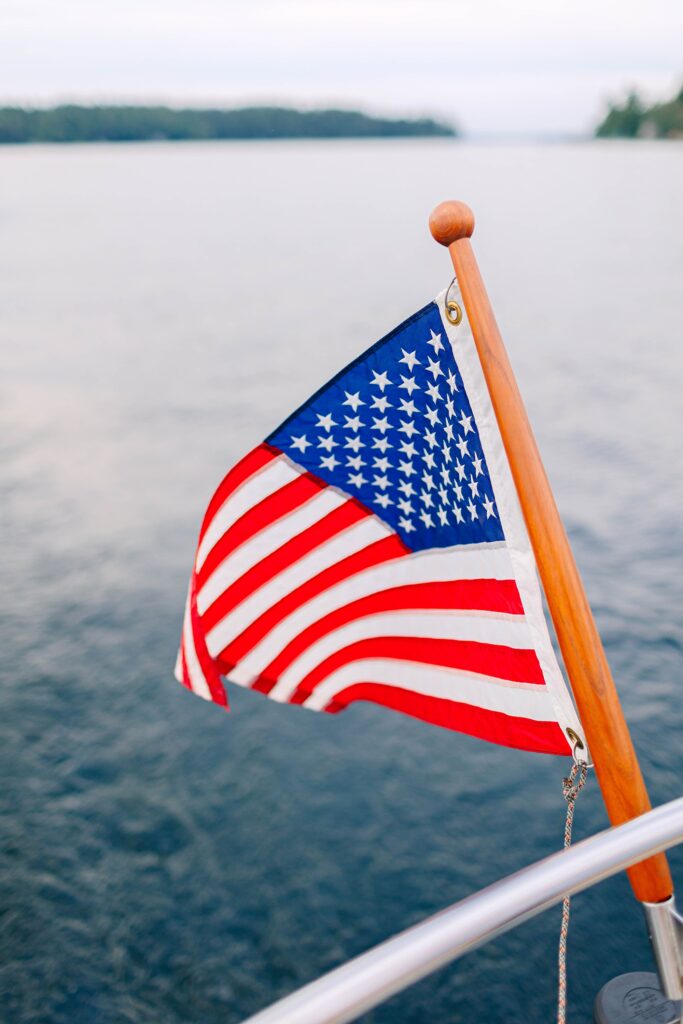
[{"left": 240, "top": 796, "right": 683, "bottom": 1024}]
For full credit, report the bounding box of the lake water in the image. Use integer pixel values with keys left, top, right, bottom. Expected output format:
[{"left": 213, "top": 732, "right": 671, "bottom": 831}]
[{"left": 1, "top": 139, "right": 682, "bottom": 1024}]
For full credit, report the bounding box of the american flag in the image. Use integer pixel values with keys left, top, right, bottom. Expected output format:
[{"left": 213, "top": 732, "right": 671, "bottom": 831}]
[{"left": 176, "top": 287, "right": 584, "bottom": 755}]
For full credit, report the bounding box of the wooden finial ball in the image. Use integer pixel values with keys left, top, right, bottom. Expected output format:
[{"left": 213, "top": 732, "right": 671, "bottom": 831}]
[{"left": 429, "top": 201, "right": 475, "bottom": 246}]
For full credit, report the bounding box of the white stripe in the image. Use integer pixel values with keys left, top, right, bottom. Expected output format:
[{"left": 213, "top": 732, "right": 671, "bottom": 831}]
[
  {"left": 229, "top": 543, "right": 513, "bottom": 686},
  {"left": 197, "top": 488, "right": 346, "bottom": 614},
  {"left": 205, "top": 516, "right": 394, "bottom": 656},
  {"left": 195, "top": 457, "right": 300, "bottom": 571},
  {"left": 302, "top": 658, "right": 556, "bottom": 719},
  {"left": 182, "top": 600, "right": 212, "bottom": 701},
  {"left": 266, "top": 609, "right": 532, "bottom": 703}
]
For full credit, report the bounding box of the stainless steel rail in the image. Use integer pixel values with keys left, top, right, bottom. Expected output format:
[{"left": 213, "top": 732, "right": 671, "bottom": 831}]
[{"left": 240, "top": 796, "right": 683, "bottom": 1024}]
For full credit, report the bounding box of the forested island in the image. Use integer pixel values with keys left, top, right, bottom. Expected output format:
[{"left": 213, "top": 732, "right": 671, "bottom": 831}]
[
  {"left": 595, "top": 86, "right": 683, "bottom": 138},
  {"left": 0, "top": 104, "right": 456, "bottom": 144}
]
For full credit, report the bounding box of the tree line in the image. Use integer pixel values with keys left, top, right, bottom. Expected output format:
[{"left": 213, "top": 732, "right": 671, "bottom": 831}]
[
  {"left": 0, "top": 105, "right": 456, "bottom": 144},
  {"left": 595, "top": 86, "right": 683, "bottom": 139}
]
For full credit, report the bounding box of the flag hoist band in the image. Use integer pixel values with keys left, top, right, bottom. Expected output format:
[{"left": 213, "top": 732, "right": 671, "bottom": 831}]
[{"left": 176, "top": 201, "right": 673, "bottom": 914}]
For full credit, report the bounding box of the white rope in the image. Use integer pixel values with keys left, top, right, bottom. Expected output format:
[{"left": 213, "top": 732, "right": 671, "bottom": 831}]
[{"left": 557, "top": 760, "right": 589, "bottom": 1024}]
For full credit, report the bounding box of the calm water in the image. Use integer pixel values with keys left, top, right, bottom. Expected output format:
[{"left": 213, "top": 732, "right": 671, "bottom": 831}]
[{"left": 1, "top": 139, "right": 682, "bottom": 1024}]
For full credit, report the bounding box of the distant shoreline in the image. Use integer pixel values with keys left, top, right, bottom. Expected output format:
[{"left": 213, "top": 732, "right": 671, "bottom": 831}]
[
  {"left": 0, "top": 104, "right": 456, "bottom": 145},
  {"left": 595, "top": 86, "right": 683, "bottom": 139}
]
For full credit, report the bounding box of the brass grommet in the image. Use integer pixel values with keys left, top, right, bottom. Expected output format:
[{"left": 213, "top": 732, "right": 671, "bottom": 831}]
[
  {"left": 566, "top": 727, "right": 593, "bottom": 768},
  {"left": 445, "top": 300, "right": 462, "bottom": 326},
  {"left": 565, "top": 727, "right": 584, "bottom": 751}
]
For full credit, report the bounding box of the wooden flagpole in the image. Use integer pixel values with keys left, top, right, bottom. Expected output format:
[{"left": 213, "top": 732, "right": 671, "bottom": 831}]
[{"left": 429, "top": 200, "right": 672, "bottom": 905}]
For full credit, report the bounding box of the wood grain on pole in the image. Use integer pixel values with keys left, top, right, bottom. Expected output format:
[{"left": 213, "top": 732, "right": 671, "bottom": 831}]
[{"left": 429, "top": 200, "right": 672, "bottom": 903}]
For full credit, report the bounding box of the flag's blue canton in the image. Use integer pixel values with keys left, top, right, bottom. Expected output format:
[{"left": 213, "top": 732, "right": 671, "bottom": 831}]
[{"left": 268, "top": 303, "right": 504, "bottom": 552}]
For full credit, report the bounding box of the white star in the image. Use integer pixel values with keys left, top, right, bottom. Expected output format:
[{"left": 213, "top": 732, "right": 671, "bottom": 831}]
[
  {"left": 290, "top": 434, "right": 311, "bottom": 453},
  {"left": 373, "top": 456, "right": 391, "bottom": 472},
  {"left": 399, "top": 348, "right": 420, "bottom": 371},
  {"left": 371, "top": 415, "right": 391, "bottom": 434},
  {"left": 348, "top": 472, "right": 367, "bottom": 488},
  {"left": 459, "top": 411, "right": 474, "bottom": 435},
  {"left": 346, "top": 455, "right": 365, "bottom": 470},
  {"left": 320, "top": 454, "right": 340, "bottom": 471},
  {"left": 472, "top": 452, "right": 484, "bottom": 477},
  {"left": 399, "top": 375, "right": 420, "bottom": 396},
  {"left": 426, "top": 357, "right": 444, "bottom": 380},
  {"left": 343, "top": 415, "right": 364, "bottom": 431},
  {"left": 374, "top": 491, "right": 393, "bottom": 509},
  {"left": 398, "top": 419, "right": 418, "bottom": 438},
  {"left": 399, "top": 440, "right": 417, "bottom": 458},
  {"left": 453, "top": 505, "right": 464, "bottom": 524},
  {"left": 398, "top": 498, "right": 414, "bottom": 515},
  {"left": 398, "top": 480, "right": 416, "bottom": 497},
  {"left": 427, "top": 329, "right": 444, "bottom": 354},
  {"left": 424, "top": 429, "right": 438, "bottom": 449},
  {"left": 342, "top": 391, "right": 364, "bottom": 412},
  {"left": 444, "top": 421, "right": 455, "bottom": 442},
  {"left": 422, "top": 472, "right": 435, "bottom": 490},
  {"left": 398, "top": 516, "right": 415, "bottom": 533},
  {"left": 483, "top": 495, "right": 497, "bottom": 519},
  {"left": 425, "top": 382, "right": 442, "bottom": 403},
  {"left": 373, "top": 474, "right": 390, "bottom": 490},
  {"left": 370, "top": 394, "right": 392, "bottom": 412},
  {"left": 440, "top": 467, "right": 451, "bottom": 484},
  {"left": 344, "top": 435, "right": 364, "bottom": 452},
  {"left": 372, "top": 437, "right": 391, "bottom": 453},
  {"left": 453, "top": 482, "right": 464, "bottom": 502},
  {"left": 316, "top": 412, "right": 337, "bottom": 431},
  {"left": 371, "top": 370, "right": 392, "bottom": 391},
  {"left": 419, "top": 510, "right": 435, "bottom": 528},
  {"left": 317, "top": 435, "right": 338, "bottom": 451},
  {"left": 441, "top": 443, "right": 452, "bottom": 463},
  {"left": 423, "top": 451, "right": 436, "bottom": 469},
  {"left": 454, "top": 460, "right": 466, "bottom": 481},
  {"left": 398, "top": 397, "right": 418, "bottom": 416},
  {"left": 419, "top": 490, "right": 434, "bottom": 508},
  {"left": 467, "top": 500, "right": 478, "bottom": 520},
  {"left": 438, "top": 485, "right": 449, "bottom": 505},
  {"left": 446, "top": 369, "right": 458, "bottom": 393},
  {"left": 445, "top": 396, "right": 456, "bottom": 418},
  {"left": 425, "top": 407, "right": 440, "bottom": 427},
  {"left": 468, "top": 476, "right": 480, "bottom": 498},
  {"left": 398, "top": 460, "right": 416, "bottom": 476},
  {"left": 455, "top": 435, "right": 469, "bottom": 458},
  {"left": 437, "top": 507, "right": 449, "bottom": 526}
]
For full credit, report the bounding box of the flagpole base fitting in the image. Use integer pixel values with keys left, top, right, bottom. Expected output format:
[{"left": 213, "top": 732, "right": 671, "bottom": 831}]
[
  {"left": 594, "top": 973, "right": 681, "bottom": 1024},
  {"left": 643, "top": 896, "right": 683, "bottom": 1000}
]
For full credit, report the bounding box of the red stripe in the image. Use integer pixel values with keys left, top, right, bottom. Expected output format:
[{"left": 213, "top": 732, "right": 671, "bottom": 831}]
[
  {"left": 198, "top": 444, "right": 277, "bottom": 546},
  {"left": 199, "top": 500, "right": 369, "bottom": 633},
  {"left": 189, "top": 572, "right": 229, "bottom": 707},
  {"left": 287, "top": 636, "right": 545, "bottom": 704},
  {"left": 196, "top": 473, "right": 326, "bottom": 590},
  {"left": 255, "top": 579, "right": 524, "bottom": 693},
  {"left": 217, "top": 535, "right": 409, "bottom": 671},
  {"left": 323, "top": 683, "right": 570, "bottom": 755}
]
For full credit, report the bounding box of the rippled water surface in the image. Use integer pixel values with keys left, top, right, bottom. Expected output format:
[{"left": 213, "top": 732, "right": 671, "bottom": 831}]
[{"left": 1, "top": 139, "right": 682, "bottom": 1024}]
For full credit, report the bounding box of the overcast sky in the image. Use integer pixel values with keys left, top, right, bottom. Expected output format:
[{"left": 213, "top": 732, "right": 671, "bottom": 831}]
[{"left": 1, "top": 0, "right": 681, "bottom": 135}]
